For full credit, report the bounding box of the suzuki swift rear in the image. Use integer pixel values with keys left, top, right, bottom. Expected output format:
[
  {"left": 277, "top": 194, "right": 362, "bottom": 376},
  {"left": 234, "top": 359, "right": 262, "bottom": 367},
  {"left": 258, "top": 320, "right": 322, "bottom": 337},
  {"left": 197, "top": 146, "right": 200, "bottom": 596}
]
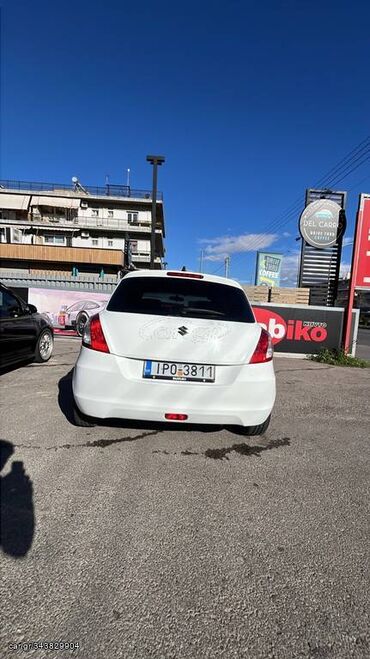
[{"left": 72, "top": 271, "right": 276, "bottom": 433}]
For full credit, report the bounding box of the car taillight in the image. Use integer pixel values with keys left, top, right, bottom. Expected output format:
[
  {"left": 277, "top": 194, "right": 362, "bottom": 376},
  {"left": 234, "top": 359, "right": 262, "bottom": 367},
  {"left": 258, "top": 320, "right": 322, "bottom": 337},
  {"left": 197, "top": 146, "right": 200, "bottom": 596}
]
[
  {"left": 249, "top": 328, "right": 273, "bottom": 363},
  {"left": 82, "top": 314, "right": 110, "bottom": 353}
]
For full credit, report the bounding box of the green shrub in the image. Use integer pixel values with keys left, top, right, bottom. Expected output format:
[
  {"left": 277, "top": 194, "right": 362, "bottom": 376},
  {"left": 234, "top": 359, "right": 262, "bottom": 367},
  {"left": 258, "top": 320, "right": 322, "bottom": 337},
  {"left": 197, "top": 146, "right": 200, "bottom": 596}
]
[{"left": 308, "top": 348, "right": 370, "bottom": 368}]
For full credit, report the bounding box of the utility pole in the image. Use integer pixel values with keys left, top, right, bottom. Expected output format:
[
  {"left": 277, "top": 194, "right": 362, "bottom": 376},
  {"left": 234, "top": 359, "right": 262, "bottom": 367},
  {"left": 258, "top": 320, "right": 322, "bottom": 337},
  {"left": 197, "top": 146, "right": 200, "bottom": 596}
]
[
  {"left": 199, "top": 249, "right": 204, "bottom": 273},
  {"left": 146, "top": 155, "right": 165, "bottom": 269},
  {"left": 224, "top": 255, "right": 230, "bottom": 278}
]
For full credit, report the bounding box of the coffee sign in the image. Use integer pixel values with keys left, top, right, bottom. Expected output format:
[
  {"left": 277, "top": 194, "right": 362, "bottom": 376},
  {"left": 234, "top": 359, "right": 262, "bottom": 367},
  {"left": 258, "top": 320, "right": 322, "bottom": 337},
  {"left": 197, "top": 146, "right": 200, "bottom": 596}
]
[{"left": 299, "top": 199, "right": 345, "bottom": 248}]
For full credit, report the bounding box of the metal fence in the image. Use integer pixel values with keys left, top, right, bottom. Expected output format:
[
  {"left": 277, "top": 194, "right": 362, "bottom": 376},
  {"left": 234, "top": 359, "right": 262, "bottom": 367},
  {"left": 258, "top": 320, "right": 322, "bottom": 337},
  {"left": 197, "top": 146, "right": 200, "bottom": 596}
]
[
  {"left": 0, "top": 179, "right": 163, "bottom": 201},
  {"left": 0, "top": 270, "right": 120, "bottom": 293}
]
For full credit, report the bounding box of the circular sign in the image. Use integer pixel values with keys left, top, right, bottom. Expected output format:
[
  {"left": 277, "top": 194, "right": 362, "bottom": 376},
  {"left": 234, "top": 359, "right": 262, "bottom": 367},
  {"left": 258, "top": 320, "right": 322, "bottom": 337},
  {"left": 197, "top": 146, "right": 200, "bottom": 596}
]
[{"left": 299, "top": 199, "right": 345, "bottom": 248}]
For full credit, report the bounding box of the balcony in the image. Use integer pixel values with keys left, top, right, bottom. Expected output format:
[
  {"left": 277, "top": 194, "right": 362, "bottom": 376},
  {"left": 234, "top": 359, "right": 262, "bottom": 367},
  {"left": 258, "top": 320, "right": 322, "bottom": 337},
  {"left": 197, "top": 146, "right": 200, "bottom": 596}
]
[
  {"left": 131, "top": 252, "right": 150, "bottom": 262},
  {"left": 5, "top": 214, "right": 156, "bottom": 233},
  {"left": 0, "top": 243, "right": 124, "bottom": 266},
  {"left": 0, "top": 214, "right": 165, "bottom": 256}
]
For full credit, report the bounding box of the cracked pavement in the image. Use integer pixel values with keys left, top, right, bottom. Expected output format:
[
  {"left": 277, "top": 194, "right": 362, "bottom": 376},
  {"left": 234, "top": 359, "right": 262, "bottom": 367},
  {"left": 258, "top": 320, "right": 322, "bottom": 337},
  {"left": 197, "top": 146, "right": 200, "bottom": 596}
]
[{"left": 1, "top": 338, "right": 369, "bottom": 659}]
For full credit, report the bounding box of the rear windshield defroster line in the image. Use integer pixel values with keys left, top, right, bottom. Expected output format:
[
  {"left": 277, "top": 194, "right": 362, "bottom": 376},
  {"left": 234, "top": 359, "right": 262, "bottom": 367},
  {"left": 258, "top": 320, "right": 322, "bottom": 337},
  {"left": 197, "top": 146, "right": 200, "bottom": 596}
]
[{"left": 107, "top": 277, "right": 255, "bottom": 323}]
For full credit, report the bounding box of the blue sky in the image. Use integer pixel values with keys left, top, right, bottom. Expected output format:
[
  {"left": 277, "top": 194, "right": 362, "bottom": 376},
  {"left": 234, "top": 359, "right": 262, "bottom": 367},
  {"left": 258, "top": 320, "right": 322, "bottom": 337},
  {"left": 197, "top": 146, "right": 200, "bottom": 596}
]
[{"left": 1, "top": 0, "right": 370, "bottom": 284}]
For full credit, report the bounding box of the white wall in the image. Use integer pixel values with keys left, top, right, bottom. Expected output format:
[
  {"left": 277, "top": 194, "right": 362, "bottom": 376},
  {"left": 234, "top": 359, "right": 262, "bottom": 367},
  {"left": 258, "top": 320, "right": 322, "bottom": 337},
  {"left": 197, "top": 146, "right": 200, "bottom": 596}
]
[
  {"left": 77, "top": 206, "right": 151, "bottom": 224},
  {"left": 137, "top": 239, "right": 150, "bottom": 252},
  {"left": 72, "top": 235, "right": 124, "bottom": 249},
  {"left": 20, "top": 233, "right": 33, "bottom": 244}
]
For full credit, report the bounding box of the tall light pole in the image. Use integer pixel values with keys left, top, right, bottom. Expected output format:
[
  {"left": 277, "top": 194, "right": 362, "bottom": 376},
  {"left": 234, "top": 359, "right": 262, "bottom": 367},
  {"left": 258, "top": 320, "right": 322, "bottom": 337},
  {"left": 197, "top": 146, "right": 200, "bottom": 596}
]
[
  {"left": 199, "top": 249, "right": 204, "bottom": 273},
  {"left": 147, "top": 155, "right": 165, "bottom": 269},
  {"left": 224, "top": 255, "right": 230, "bottom": 278}
]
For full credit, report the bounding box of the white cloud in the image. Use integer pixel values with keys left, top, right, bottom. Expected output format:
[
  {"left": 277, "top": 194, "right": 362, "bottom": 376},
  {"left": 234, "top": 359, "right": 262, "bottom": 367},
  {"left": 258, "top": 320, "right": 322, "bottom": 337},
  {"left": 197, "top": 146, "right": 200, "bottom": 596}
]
[
  {"left": 279, "top": 252, "right": 300, "bottom": 287},
  {"left": 279, "top": 252, "right": 352, "bottom": 286},
  {"left": 342, "top": 237, "right": 353, "bottom": 247},
  {"left": 199, "top": 233, "right": 278, "bottom": 262},
  {"left": 339, "top": 262, "right": 351, "bottom": 277},
  {"left": 282, "top": 231, "right": 292, "bottom": 238}
]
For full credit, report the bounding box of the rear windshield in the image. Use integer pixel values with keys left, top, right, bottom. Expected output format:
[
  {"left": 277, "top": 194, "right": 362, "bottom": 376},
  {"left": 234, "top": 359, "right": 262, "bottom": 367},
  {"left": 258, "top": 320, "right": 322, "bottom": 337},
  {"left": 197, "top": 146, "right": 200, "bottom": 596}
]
[{"left": 107, "top": 276, "right": 255, "bottom": 323}]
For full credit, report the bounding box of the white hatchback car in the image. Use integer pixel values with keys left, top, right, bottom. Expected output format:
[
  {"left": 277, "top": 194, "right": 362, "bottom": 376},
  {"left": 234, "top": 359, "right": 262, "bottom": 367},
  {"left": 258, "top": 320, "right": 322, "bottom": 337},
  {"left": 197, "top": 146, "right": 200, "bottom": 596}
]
[{"left": 72, "top": 270, "right": 276, "bottom": 433}]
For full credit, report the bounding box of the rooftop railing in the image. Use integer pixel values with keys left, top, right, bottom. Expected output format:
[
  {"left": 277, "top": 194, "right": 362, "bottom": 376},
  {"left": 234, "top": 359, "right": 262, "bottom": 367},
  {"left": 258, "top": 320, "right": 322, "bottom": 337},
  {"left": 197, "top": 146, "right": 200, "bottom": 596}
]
[{"left": 0, "top": 179, "right": 163, "bottom": 201}]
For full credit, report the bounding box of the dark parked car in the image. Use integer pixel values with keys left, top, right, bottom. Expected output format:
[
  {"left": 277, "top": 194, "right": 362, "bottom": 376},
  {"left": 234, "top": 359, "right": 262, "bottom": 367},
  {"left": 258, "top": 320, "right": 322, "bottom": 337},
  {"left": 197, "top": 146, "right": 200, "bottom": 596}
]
[{"left": 0, "top": 283, "right": 54, "bottom": 369}]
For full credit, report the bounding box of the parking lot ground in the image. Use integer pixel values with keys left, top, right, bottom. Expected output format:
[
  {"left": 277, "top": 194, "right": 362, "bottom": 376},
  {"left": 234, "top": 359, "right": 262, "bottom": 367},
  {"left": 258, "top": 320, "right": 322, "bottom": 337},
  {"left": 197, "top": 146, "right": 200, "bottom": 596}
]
[{"left": 1, "top": 338, "right": 369, "bottom": 659}]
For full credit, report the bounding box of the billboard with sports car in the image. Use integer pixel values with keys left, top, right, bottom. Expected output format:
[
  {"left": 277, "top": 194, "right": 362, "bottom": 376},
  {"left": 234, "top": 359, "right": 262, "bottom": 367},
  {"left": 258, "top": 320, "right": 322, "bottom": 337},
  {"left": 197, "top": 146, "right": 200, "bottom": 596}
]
[{"left": 28, "top": 288, "right": 109, "bottom": 336}]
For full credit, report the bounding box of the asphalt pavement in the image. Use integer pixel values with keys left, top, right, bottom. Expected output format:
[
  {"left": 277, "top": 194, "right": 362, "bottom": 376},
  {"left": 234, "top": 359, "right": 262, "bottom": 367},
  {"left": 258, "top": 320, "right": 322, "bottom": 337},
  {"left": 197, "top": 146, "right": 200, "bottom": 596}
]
[{"left": 1, "top": 339, "right": 369, "bottom": 659}]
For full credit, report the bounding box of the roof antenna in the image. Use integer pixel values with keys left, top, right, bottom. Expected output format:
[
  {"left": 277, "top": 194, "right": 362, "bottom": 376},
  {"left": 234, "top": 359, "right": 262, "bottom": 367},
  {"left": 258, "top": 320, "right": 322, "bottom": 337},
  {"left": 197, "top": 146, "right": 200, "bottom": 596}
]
[{"left": 181, "top": 266, "right": 187, "bottom": 271}]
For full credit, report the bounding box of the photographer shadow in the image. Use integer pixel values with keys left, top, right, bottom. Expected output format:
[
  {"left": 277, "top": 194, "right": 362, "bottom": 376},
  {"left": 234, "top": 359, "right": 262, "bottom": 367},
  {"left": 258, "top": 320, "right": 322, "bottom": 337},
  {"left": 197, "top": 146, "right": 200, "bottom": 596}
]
[{"left": 0, "top": 440, "right": 35, "bottom": 558}]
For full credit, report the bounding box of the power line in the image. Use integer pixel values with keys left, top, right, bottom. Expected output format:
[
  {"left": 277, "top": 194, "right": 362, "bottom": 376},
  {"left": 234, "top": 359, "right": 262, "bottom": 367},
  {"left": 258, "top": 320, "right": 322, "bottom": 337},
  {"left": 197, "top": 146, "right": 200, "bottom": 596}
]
[
  {"left": 227, "top": 136, "right": 370, "bottom": 243},
  {"left": 314, "top": 136, "right": 370, "bottom": 188},
  {"left": 347, "top": 171, "right": 370, "bottom": 193},
  {"left": 318, "top": 150, "right": 370, "bottom": 190},
  {"left": 202, "top": 137, "right": 370, "bottom": 276},
  {"left": 210, "top": 262, "right": 225, "bottom": 275},
  {"left": 223, "top": 137, "right": 370, "bottom": 268}
]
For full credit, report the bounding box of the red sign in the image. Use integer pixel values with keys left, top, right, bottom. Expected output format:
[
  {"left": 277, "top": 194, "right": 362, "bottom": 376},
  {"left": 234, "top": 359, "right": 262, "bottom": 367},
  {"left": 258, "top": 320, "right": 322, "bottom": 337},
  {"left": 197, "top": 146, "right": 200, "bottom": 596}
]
[
  {"left": 252, "top": 305, "right": 332, "bottom": 353},
  {"left": 354, "top": 194, "right": 370, "bottom": 289},
  {"left": 343, "top": 193, "right": 370, "bottom": 352}
]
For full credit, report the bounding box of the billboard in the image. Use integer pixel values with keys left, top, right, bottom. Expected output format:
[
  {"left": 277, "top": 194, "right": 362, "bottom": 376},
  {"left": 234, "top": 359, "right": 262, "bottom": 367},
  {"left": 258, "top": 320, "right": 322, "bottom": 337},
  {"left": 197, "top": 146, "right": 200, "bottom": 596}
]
[
  {"left": 254, "top": 252, "right": 283, "bottom": 287},
  {"left": 28, "top": 288, "right": 110, "bottom": 334},
  {"left": 343, "top": 193, "right": 370, "bottom": 351},
  {"left": 298, "top": 189, "right": 347, "bottom": 306},
  {"left": 252, "top": 303, "right": 359, "bottom": 356},
  {"left": 353, "top": 194, "right": 370, "bottom": 289}
]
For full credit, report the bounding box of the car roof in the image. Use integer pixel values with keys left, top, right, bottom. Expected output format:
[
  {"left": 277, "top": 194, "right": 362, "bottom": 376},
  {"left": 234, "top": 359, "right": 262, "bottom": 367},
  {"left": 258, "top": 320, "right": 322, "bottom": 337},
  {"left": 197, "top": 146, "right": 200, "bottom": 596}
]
[
  {"left": 0, "top": 282, "right": 23, "bottom": 298},
  {"left": 122, "top": 269, "right": 243, "bottom": 289}
]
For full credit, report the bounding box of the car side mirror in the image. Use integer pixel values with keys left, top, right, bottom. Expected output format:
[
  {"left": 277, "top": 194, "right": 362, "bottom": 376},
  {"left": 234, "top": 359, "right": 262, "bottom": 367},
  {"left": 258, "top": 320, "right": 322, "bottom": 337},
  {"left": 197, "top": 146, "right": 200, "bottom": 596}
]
[
  {"left": 9, "top": 306, "right": 21, "bottom": 318},
  {"left": 26, "top": 304, "right": 38, "bottom": 314}
]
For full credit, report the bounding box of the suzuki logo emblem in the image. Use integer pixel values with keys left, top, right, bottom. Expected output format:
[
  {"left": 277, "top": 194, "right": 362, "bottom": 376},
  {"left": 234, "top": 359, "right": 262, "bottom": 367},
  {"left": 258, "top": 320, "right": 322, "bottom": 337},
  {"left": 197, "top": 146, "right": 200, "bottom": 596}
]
[{"left": 178, "top": 326, "right": 188, "bottom": 336}]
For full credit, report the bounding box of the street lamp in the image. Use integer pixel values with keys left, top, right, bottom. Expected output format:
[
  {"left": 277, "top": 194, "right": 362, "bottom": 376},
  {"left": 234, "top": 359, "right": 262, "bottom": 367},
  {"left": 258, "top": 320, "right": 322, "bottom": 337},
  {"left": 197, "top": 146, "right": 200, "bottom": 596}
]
[{"left": 146, "top": 154, "right": 165, "bottom": 269}]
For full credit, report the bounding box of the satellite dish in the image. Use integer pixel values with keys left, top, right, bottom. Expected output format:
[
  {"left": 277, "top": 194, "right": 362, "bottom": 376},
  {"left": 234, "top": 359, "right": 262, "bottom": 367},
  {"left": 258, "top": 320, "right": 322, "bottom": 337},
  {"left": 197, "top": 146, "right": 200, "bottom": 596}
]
[{"left": 72, "top": 176, "right": 79, "bottom": 184}]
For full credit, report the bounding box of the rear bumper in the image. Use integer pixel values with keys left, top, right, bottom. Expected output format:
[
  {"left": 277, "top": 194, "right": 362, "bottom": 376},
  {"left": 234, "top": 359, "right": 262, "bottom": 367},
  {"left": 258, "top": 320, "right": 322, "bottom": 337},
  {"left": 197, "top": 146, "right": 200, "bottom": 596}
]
[{"left": 72, "top": 347, "right": 276, "bottom": 427}]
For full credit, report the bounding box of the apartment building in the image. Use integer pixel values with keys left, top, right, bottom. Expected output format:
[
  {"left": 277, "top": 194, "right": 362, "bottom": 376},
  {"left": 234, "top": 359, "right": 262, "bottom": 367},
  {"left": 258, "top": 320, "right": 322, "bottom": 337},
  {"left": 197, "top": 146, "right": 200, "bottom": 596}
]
[{"left": 0, "top": 179, "right": 165, "bottom": 280}]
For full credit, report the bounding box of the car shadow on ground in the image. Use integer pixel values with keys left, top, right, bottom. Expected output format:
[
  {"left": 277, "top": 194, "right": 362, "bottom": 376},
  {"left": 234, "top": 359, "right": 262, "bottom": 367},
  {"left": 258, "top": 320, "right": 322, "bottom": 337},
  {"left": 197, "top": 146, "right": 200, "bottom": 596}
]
[
  {"left": 58, "top": 369, "right": 236, "bottom": 435},
  {"left": 0, "top": 359, "right": 33, "bottom": 376},
  {"left": 0, "top": 440, "right": 35, "bottom": 558}
]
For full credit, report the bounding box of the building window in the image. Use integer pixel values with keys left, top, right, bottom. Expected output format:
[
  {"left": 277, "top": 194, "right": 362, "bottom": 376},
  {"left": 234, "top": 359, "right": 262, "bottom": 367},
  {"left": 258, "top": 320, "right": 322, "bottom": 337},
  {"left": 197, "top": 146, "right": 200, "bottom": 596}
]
[
  {"left": 44, "top": 235, "right": 66, "bottom": 245},
  {"left": 108, "top": 210, "right": 114, "bottom": 218},
  {"left": 92, "top": 209, "right": 99, "bottom": 217},
  {"left": 108, "top": 240, "right": 113, "bottom": 247},
  {"left": 92, "top": 239, "right": 98, "bottom": 246},
  {"left": 128, "top": 211, "right": 138, "bottom": 224},
  {"left": 12, "top": 228, "right": 23, "bottom": 243}
]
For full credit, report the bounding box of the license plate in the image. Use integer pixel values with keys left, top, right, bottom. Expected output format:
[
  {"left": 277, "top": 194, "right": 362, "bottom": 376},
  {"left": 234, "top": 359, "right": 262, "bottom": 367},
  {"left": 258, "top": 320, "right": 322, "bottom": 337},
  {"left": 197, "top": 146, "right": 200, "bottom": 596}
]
[{"left": 143, "top": 360, "right": 215, "bottom": 382}]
